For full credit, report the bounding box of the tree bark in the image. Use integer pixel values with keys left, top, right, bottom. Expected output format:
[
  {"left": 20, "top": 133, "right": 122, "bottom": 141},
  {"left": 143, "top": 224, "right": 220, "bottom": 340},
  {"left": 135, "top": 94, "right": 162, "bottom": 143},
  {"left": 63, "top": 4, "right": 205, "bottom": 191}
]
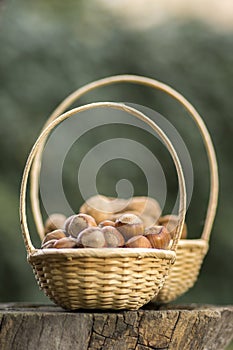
[{"left": 0, "top": 303, "right": 232, "bottom": 350}]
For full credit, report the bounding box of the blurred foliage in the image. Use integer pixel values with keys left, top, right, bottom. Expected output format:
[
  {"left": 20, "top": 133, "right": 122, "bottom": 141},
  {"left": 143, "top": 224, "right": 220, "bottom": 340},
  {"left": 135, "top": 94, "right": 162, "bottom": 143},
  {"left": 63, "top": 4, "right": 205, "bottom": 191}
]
[{"left": 0, "top": 0, "right": 232, "bottom": 311}]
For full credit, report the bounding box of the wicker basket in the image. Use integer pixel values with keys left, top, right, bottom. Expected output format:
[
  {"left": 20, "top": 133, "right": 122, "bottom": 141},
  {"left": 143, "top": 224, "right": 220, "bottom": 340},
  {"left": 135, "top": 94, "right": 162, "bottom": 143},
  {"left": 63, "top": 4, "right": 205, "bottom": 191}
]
[
  {"left": 29, "top": 75, "right": 219, "bottom": 304},
  {"left": 20, "top": 102, "right": 186, "bottom": 310}
]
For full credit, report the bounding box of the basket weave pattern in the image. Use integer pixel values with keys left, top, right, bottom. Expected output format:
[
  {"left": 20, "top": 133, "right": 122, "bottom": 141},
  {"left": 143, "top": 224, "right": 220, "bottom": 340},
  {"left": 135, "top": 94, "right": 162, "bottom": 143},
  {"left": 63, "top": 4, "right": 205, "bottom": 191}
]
[
  {"left": 156, "top": 240, "right": 208, "bottom": 303},
  {"left": 29, "top": 251, "right": 173, "bottom": 310}
]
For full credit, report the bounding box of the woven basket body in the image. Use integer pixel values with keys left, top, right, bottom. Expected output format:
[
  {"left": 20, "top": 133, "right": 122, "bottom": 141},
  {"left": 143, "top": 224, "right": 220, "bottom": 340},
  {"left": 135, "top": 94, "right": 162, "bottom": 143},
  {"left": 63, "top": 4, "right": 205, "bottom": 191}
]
[
  {"left": 29, "top": 75, "right": 219, "bottom": 304},
  {"left": 156, "top": 240, "right": 208, "bottom": 303},
  {"left": 29, "top": 249, "right": 175, "bottom": 310},
  {"left": 20, "top": 102, "right": 186, "bottom": 310}
]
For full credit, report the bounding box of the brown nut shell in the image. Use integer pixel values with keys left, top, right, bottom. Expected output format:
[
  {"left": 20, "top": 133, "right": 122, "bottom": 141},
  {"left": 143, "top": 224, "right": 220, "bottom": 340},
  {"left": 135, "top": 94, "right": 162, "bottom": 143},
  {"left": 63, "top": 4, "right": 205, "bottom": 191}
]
[
  {"left": 115, "top": 213, "right": 144, "bottom": 240},
  {"left": 112, "top": 211, "right": 158, "bottom": 229},
  {"left": 125, "top": 197, "right": 161, "bottom": 221},
  {"left": 125, "top": 235, "right": 152, "bottom": 248},
  {"left": 144, "top": 226, "right": 171, "bottom": 249},
  {"left": 79, "top": 195, "right": 162, "bottom": 227},
  {"left": 79, "top": 195, "right": 118, "bottom": 223},
  {"left": 53, "top": 237, "right": 78, "bottom": 249},
  {"left": 42, "top": 229, "right": 66, "bottom": 245},
  {"left": 102, "top": 226, "right": 125, "bottom": 247},
  {"left": 41, "top": 239, "right": 58, "bottom": 249},
  {"left": 64, "top": 215, "right": 76, "bottom": 235},
  {"left": 98, "top": 220, "right": 116, "bottom": 228},
  {"left": 67, "top": 214, "right": 97, "bottom": 238},
  {"left": 158, "top": 215, "right": 187, "bottom": 239},
  {"left": 77, "top": 227, "right": 105, "bottom": 248},
  {"left": 44, "top": 213, "right": 67, "bottom": 235}
]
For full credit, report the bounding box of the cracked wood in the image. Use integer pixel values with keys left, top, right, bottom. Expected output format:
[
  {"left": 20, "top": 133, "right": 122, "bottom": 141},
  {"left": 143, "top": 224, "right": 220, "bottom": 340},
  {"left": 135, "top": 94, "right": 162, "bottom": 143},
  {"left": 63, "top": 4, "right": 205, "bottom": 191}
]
[{"left": 0, "top": 303, "right": 232, "bottom": 350}]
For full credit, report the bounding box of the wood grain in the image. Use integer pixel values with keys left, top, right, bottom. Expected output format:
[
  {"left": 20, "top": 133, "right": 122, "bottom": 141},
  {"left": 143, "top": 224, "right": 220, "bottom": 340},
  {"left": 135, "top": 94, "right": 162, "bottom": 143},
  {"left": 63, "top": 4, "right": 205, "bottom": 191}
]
[{"left": 0, "top": 303, "right": 232, "bottom": 350}]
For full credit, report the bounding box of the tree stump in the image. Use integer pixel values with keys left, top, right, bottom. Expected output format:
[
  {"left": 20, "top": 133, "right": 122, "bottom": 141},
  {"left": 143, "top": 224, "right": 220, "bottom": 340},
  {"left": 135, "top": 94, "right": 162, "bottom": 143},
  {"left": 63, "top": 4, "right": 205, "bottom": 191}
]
[{"left": 0, "top": 303, "right": 232, "bottom": 350}]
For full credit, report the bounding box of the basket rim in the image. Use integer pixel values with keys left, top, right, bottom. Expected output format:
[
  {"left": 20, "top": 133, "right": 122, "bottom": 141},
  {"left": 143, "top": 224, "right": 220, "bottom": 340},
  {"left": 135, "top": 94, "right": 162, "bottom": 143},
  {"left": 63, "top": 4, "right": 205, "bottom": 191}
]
[
  {"left": 176, "top": 238, "right": 209, "bottom": 247},
  {"left": 28, "top": 247, "right": 176, "bottom": 260}
]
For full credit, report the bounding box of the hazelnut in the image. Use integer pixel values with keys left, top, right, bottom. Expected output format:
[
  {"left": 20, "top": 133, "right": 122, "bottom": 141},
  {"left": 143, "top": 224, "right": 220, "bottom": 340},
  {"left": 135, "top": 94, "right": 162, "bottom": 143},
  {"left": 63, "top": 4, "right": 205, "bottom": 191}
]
[
  {"left": 44, "top": 213, "right": 67, "bottom": 235},
  {"left": 79, "top": 195, "right": 116, "bottom": 223},
  {"left": 144, "top": 226, "right": 171, "bottom": 249},
  {"left": 41, "top": 239, "right": 58, "bottom": 249},
  {"left": 77, "top": 227, "right": 106, "bottom": 248},
  {"left": 79, "top": 195, "right": 130, "bottom": 223},
  {"left": 102, "top": 226, "right": 125, "bottom": 247},
  {"left": 115, "top": 213, "right": 144, "bottom": 240},
  {"left": 42, "top": 229, "right": 66, "bottom": 245},
  {"left": 125, "top": 235, "right": 152, "bottom": 248},
  {"left": 63, "top": 215, "right": 76, "bottom": 235},
  {"left": 53, "top": 237, "right": 78, "bottom": 249},
  {"left": 79, "top": 195, "right": 162, "bottom": 226},
  {"left": 67, "top": 214, "right": 97, "bottom": 238},
  {"left": 158, "top": 215, "right": 187, "bottom": 239},
  {"left": 113, "top": 211, "right": 157, "bottom": 228},
  {"left": 126, "top": 197, "right": 161, "bottom": 219},
  {"left": 112, "top": 210, "right": 141, "bottom": 222},
  {"left": 98, "top": 220, "right": 116, "bottom": 228}
]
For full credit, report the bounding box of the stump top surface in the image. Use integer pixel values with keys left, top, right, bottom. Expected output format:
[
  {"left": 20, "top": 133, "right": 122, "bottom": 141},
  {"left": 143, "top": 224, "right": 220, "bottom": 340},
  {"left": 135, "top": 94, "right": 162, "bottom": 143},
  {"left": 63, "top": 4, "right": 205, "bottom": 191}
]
[
  {"left": 0, "top": 303, "right": 232, "bottom": 350},
  {"left": 0, "top": 302, "right": 232, "bottom": 313}
]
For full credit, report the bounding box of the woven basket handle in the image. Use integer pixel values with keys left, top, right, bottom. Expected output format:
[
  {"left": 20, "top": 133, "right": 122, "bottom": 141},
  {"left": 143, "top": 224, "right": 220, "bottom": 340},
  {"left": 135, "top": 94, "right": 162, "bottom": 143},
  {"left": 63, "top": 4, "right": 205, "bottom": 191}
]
[
  {"left": 20, "top": 102, "right": 186, "bottom": 255},
  {"left": 31, "top": 75, "right": 218, "bottom": 242}
]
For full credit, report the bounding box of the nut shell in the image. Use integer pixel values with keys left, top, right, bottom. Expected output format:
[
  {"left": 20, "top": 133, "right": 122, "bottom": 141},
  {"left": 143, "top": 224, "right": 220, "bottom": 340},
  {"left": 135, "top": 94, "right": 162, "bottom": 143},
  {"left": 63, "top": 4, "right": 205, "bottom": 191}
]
[
  {"left": 44, "top": 213, "right": 67, "bottom": 235},
  {"left": 98, "top": 220, "right": 116, "bottom": 228},
  {"left": 125, "top": 235, "right": 152, "bottom": 248},
  {"left": 41, "top": 239, "right": 58, "bottom": 249},
  {"left": 144, "top": 226, "right": 171, "bottom": 249},
  {"left": 77, "top": 227, "right": 106, "bottom": 248},
  {"left": 67, "top": 214, "right": 97, "bottom": 238},
  {"left": 158, "top": 215, "right": 187, "bottom": 239},
  {"left": 80, "top": 195, "right": 161, "bottom": 227},
  {"left": 115, "top": 213, "right": 144, "bottom": 240},
  {"left": 64, "top": 215, "right": 76, "bottom": 235},
  {"left": 102, "top": 226, "right": 125, "bottom": 247},
  {"left": 79, "top": 195, "right": 124, "bottom": 223},
  {"left": 53, "top": 237, "right": 78, "bottom": 249},
  {"left": 125, "top": 197, "right": 161, "bottom": 222},
  {"left": 42, "top": 229, "right": 66, "bottom": 245}
]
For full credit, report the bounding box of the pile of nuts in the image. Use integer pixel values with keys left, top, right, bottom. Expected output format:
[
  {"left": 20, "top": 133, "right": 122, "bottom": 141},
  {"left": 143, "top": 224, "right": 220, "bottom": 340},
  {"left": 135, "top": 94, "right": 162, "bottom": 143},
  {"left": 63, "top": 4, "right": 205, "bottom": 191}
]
[{"left": 41, "top": 196, "right": 187, "bottom": 250}]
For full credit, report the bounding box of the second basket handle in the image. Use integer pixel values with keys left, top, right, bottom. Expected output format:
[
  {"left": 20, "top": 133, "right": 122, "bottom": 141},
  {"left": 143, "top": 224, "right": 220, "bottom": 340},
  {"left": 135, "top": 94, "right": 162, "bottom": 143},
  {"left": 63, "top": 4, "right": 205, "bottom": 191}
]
[{"left": 31, "top": 75, "right": 218, "bottom": 242}]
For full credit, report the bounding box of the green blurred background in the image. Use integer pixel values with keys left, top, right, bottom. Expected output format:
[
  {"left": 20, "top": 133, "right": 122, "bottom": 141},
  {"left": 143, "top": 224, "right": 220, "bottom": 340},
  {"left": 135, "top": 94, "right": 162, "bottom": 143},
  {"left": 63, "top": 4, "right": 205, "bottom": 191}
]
[{"left": 0, "top": 0, "right": 232, "bottom": 335}]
